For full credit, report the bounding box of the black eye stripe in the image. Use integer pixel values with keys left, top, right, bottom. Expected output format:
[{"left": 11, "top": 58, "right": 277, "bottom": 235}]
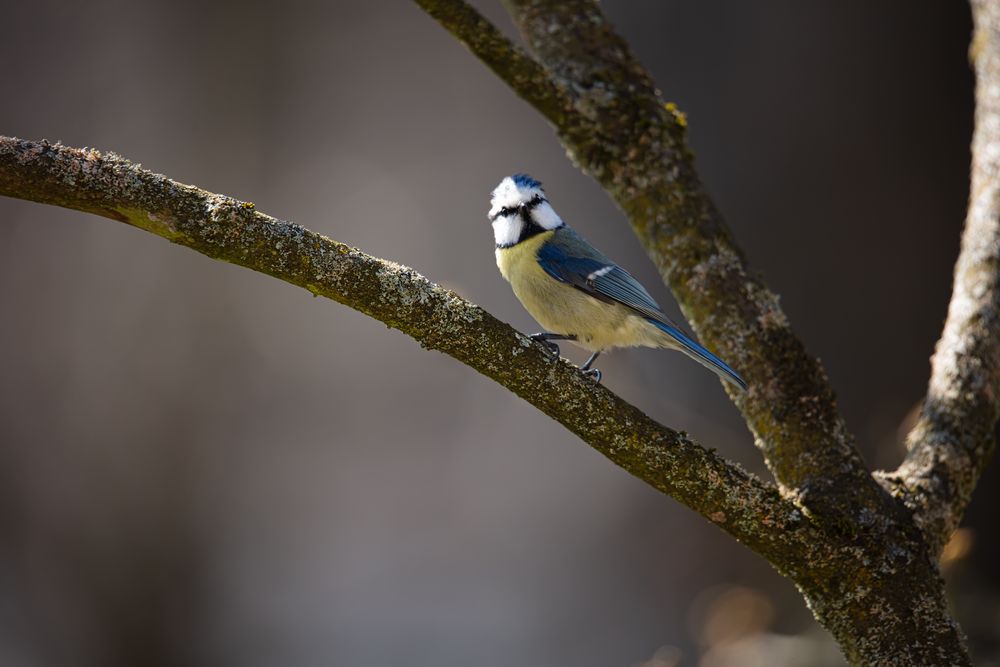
[
  {"left": 489, "top": 195, "right": 546, "bottom": 222},
  {"left": 523, "top": 194, "right": 545, "bottom": 211},
  {"left": 489, "top": 207, "right": 512, "bottom": 222}
]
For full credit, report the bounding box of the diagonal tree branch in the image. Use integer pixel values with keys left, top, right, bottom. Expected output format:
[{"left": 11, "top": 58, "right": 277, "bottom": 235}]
[
  {"left": 411, "top": 0, "right": 571, "bottom": 125},
  {"left": 879, "top": 0, "right": 1000, "bottom": 555},
  {"left": 416, "top": 0, "right": 899, "bottom": 534},
  {"left": 0, "top": 135, "right": 823, "bottom": 576},
  {"left": 6, "top": 0, "right": 989, "bottom": 653}
]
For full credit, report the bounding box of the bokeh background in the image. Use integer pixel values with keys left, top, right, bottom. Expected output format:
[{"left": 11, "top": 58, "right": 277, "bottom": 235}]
[{"left": 0, "top": 1, "right": 994, "bottom": 665}]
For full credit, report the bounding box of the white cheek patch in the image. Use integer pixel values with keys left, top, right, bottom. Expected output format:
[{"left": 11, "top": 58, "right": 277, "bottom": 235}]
[
  {"left": 492, "top": 215, "right": 523, "bottom": 247},
  {"left": 529, "top": 201, "right": 563, "bottom": 230}
]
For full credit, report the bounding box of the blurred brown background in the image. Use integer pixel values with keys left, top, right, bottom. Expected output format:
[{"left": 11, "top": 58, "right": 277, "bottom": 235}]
[{"left": 0, "top": 1, "right": 994, "bottom": 665}]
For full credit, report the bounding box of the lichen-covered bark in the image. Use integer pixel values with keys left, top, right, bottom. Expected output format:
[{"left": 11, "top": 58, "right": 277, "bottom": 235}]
[
  {"left": 0, "top": 135, "right": 820, "bottom": 572},
  {"left": 793, "top": 528, "right": 969, "bottom": 666},
  {"left": 878, "top": 0, "right": 1000, "bottom": 556},
  {"left": 6, "top": 0, "right": 999, "bottom": 661},
  {"left": 414, "top": 1, "right": 991, "bottom": 664}
]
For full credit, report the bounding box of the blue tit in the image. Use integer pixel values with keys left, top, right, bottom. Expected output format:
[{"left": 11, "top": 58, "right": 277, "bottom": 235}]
[{"left": 489, "top": 173, "right": 747, "bottom": 390}]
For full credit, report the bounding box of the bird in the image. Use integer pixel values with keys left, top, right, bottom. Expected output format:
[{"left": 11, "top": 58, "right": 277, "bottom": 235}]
[{"left": 489, "top": 173, "right": 747, "bottom": 390}]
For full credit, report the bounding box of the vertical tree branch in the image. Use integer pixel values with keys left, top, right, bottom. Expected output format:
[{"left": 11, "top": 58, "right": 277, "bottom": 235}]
[
  {"left": 5, "top": 1, "right": 991, "bottom": 662},
  {"left": 880, "top": 0, "right": 1000, "bottom": 555}
]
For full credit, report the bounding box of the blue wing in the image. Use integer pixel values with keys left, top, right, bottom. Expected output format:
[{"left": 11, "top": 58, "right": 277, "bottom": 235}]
[{"left": 536, "top": 234, "right": 747, "bottom": 390}]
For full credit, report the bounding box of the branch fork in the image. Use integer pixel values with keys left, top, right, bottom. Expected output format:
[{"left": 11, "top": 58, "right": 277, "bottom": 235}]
[{"left": 2, "top": 1, "right": 999, "bottom": 663}]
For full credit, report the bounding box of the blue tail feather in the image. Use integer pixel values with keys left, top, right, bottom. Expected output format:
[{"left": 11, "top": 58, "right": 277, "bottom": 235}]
[{"left": 647, "top": 319, "right": 748, "bottom": 391}]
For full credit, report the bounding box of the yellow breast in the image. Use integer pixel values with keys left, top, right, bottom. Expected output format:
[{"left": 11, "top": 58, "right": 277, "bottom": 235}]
[
  {"left": 494, "top": 231, "right": 554, "bottom": 282},
  {"left": 494, "top": 230, "right": 665, "bottom": 352}
]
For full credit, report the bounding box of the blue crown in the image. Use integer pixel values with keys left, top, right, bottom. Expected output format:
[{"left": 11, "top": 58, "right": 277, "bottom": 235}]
[{"left": 511, "top": 173, "right": 542, "bottom": 189}]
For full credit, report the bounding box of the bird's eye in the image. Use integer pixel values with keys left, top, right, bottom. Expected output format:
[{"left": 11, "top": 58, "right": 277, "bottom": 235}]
[{"left": 500, "top": 207, "right": 514, "bottom": 217}]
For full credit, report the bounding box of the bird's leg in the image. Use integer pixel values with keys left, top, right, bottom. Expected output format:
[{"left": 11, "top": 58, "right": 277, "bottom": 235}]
[
  {"left": 580, "top": 350, "right": 602, "bottom": 383},
  {"left": 529, "top": 332, "right": 575, "bottom": 359}
]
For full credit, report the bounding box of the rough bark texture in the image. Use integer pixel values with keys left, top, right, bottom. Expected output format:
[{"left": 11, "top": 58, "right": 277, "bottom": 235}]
[
  {"left": 878, "top": 0, "right": 1000, "bottom": 558},
  {"left": 3, "top": 1, "right": 999, "bottom": 663},
  {"left": 0, "top": 136, "right": 817, "bottom": 570},
  {"left": 412, "top": 0, "right": 1000, "bottom": 664},
  {"left": 493, "top": 0, "right": 900, "bottom": 534},
  {"left": 420, "top": 0, "right": 891, "bottom": 531}
]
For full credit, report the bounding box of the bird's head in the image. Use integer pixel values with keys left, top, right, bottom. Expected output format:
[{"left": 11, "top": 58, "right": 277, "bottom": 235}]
[{"left": 489, "top": 174, "right": 563, "bottom": 247}]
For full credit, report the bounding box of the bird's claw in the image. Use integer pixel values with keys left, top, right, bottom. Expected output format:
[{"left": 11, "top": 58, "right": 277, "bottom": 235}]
[
  {"left": 540, "top": 341, "right": 560, "bottom": 358},
  {"left": 582, "top": 367, "right": 602, "bottom": 383},
  {"left": 529, "top": 334, "right": 561, "bottom": 359}
]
